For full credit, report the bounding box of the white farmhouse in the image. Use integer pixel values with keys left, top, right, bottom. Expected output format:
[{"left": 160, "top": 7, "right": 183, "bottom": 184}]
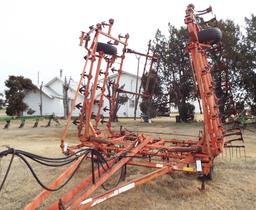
[
  {"left": 94, "top": 71, "right": 142, "bottom": 118},
  {"left": 23, "top": 71, "right": 142, "bottom": 118},
  {"left": 23, "top": 77, "right": 84, "bottom": 117}
]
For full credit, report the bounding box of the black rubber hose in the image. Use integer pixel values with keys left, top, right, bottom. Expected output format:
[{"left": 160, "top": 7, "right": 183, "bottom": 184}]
[
  {"left": 14, "top": 152, "right": 88, "bottom": 191},
  {"left": 17, "top": 150, "right": 86, "bottom": 167},
  {"left": 0, "top": 150, "right": 15, "bottom": 191},
  {"left": 21, "top": 154, "right": 81, "bottom": 167},
  {"left": 15, "top": 149, "right": 88, "bottom": 162}
]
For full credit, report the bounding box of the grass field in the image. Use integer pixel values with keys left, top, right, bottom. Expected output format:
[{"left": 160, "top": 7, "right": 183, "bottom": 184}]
[{"left": 0, "top": 118, "right": 255, "bottom": 210}]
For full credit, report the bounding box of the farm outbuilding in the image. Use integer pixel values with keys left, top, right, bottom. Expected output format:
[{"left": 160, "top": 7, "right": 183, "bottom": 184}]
[
  {"left": 23, "top": 71, "right": 142, "bottom": 118},
  {"left": 93, "top": 71, "right": 143, "bottom": 118},
  {"left": 23, "top": 77, "right": 84, "bottom": 117}
]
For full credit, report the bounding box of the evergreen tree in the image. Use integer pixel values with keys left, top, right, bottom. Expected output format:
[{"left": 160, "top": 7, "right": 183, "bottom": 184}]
[
  {"left": 240, "top": 15, "right": 256, "bottom": 114},
  {"left": 5, "top": 76, "right": 36, "bottom": 116},
  {"left": 208, "top": 19, "right": 242, "bottom": 121},
  {"left": 154, "top": 25, "right": 196, "bottom": 121}
]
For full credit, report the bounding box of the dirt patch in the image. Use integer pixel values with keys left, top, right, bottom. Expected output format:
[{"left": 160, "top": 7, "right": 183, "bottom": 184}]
[{"left": 0, "top": 118, "right": 255, "bottom": 210}]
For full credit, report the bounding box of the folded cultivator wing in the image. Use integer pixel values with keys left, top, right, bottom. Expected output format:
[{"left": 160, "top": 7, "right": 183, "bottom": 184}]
[{"left": 0, "top": 4, "right": 236, "bottom": 210}]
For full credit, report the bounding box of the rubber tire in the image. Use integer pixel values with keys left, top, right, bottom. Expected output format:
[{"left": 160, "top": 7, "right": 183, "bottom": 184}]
[
  {"left": 197, "top": 27, "right": 222, "bottom": 44},
  {"left": 96, "top": 42, "right": 117, "bottom": 55}
]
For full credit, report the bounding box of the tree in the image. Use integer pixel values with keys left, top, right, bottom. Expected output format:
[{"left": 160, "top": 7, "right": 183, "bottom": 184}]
[
  {"left": 207, "top": 19, "right": 242, "bottom": 121},
  {"left": 140, "top": 70, "right": 165, "bottom": 119},
  {"left": 106, "top": 79, "right": 128, "bottom": 122},
  {"left": 5, "top": 76, "right": 36, "bottom": 116},
  {"left": 0, "top": 93, "right": 4, "bottom": 109},
  {"left": 239, "top": 15, "right": 256, "bottom": 114},
  {"left": 154, "top": 25, "right": 196, "bottom": 121}
]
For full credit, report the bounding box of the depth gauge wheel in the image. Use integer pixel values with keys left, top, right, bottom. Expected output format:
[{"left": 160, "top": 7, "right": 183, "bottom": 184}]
[
  {"left": 197, "top": 27, "right": 222, "bottom": 44},
  {"left": 96, "top": 42, "right": 117, "bottom": 55}
]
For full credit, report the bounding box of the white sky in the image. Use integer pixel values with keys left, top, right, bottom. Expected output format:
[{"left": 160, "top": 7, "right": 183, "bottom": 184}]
[{"left": 0, "top": 0, "right": 255, "bottom": 93}]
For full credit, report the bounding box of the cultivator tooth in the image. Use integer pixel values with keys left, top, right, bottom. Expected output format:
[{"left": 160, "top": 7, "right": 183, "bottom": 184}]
[
  {"left": 3, "top": 120, "right": 10, "bottom": 129},
  {"left": 100, "top": 119, "right": 107, "bottom": 124},
  {"left": 111, "top": 67, "right": 118, "bottom": 73},
  {"left": 91, "top": 113, "right": 96, "bottom": 119},
  {"left": 118, "top": 34, "right": 125, "bottom": 39},
  {"left": 75, "top": 102, "right": 83, "bottom": 110},
  {"left": 99, "top": 70, "right": 104, "bottom": 76},
  {"left": 33, "top": 119, "right": 39, "bottom": 128},
  {"left": 79, "top": 85, "right": 86, "bottom": 94},
  {"left": 19, "top": 119, "right": 25, "bottom": 128},
  {"left": 103, "top": 106, "right": 109, "bottom": 112},
  {"left": 72, "top": 118, "right": 80, "bottom": 126},
  {"left": 96, "top": 84, "right": 103, "bottom": 90},
  {"left": 45, "top": 119, "right": 52, "bottom": 127},
  {"left": 81, "top": 72, "right": 89, "bottom": 78}
]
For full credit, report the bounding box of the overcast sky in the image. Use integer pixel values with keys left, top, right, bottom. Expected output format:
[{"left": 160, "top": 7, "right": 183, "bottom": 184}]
[{"left": 0, "top": 0, "right": 255, "bottom": 93}]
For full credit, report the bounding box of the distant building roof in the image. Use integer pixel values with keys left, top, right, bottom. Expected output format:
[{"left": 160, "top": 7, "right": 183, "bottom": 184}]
[
  {"left": 32, "top": 76, "right": 80, "bottom": 99},
  {"left": 45, "top": 76, "right": 78, "bottom": 92}
]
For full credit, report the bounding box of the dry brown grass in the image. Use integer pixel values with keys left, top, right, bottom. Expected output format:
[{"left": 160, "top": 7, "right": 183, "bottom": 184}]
[{"left": 0, "top": 118, "right": 255, "bottom": 210}]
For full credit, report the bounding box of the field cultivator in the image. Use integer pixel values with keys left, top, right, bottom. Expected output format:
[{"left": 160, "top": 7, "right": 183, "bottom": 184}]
[
  {"left": 0, "top": 4, "right": 230, "bottom": 209},
  {"left": 0, "top": 115, "right": 60, "bottom": 129}
]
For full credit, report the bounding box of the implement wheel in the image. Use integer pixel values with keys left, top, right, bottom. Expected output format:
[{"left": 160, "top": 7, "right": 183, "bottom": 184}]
[
  {"left": 198, "top": 27, "right": 222, "bottom": 44},
  {"left": 96, "top": 42, "right": 117, "bottom": 55}
]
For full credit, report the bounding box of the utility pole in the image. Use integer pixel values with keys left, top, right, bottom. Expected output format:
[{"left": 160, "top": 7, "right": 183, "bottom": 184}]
[
  {"left": 37, "top": 72, "right": 40, "bottom": 86},
  {"left": 133, "top": 56, "right": 140, "bottom": 120},
  {"left": 63, "top": 76, "right": 71, "bottom": 119},
  {"left": 39, "top": 82, "right": 43, "bottom": 116}
]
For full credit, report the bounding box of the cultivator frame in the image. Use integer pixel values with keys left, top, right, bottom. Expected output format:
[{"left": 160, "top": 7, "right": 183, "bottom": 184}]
[{"left": 23, "top": 5, "right": 225, "bottom": 210}]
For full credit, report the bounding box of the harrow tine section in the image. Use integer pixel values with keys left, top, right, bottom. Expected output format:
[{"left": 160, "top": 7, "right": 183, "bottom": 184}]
[{"left": 223, "top": 125, "right": 246, "bottom": 160}]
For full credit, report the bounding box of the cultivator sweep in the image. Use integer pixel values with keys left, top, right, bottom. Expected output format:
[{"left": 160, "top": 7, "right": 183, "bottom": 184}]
[
  {"left": 0, "top": 115, "right": 60, "bottom": 129},
  {"left": 0, "top": 5, "right": 230, "bottom": 210}
]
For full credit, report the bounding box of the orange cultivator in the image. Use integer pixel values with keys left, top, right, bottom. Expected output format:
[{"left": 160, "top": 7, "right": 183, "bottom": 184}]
[{"left": 1, "top": 5, "right": 226, "bottom": 210}]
